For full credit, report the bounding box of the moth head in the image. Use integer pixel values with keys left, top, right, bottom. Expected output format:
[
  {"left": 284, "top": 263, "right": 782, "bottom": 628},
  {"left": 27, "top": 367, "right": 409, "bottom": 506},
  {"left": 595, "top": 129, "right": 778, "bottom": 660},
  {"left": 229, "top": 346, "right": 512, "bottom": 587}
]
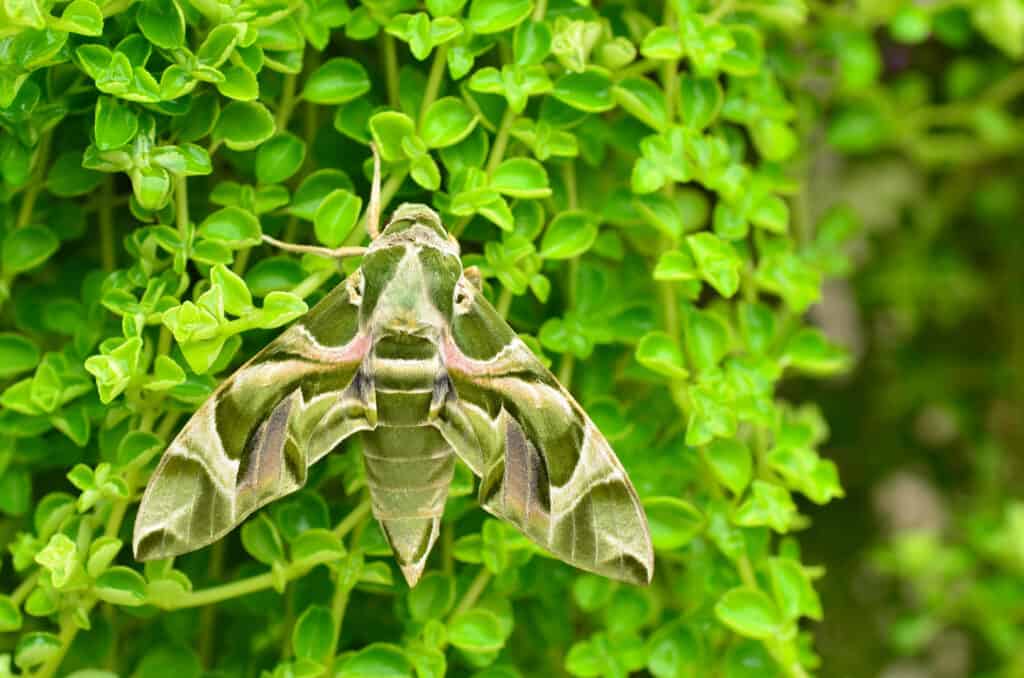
[{"left": 360, "top": 203, "right": 466, "bottom": 337}]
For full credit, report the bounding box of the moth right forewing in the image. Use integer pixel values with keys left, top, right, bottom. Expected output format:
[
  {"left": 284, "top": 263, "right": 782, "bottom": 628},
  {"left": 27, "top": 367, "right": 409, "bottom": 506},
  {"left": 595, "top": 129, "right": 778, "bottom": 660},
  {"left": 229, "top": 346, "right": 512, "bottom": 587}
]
[{"left": 133, "top": 281, "right": 373, "bottom": 562}]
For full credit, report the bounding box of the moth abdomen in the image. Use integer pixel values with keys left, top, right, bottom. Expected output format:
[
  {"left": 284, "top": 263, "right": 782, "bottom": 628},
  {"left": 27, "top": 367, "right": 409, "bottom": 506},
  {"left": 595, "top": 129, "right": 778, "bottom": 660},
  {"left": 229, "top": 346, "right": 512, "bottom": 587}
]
[{"left": 362, "top": 426, "right": 455, "bottom": 585}]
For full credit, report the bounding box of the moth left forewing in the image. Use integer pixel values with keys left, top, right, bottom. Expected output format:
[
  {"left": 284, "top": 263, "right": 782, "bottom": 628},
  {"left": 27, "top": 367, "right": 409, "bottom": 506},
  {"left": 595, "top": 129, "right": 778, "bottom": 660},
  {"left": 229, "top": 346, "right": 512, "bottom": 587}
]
[
  {"left": 439, "top": 291, "right": 654, "bottom": 584},
  {"left": 134, "top": 282, "right": 373, "bottom": 561}
]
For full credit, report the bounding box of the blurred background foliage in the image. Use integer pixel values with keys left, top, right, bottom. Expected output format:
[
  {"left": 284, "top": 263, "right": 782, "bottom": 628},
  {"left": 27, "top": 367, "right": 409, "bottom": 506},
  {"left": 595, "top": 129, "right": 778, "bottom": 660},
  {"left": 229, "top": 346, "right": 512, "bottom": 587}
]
[{"left": 0, "top": 0, "right": 1021, "bottom": 676}]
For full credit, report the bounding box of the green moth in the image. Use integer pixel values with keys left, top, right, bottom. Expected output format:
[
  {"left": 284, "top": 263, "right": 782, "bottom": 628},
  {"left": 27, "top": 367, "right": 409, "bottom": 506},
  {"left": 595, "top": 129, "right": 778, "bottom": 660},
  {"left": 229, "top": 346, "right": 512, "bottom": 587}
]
[{"left": 133, "top": 149, "right": 654, "bottom": 586}]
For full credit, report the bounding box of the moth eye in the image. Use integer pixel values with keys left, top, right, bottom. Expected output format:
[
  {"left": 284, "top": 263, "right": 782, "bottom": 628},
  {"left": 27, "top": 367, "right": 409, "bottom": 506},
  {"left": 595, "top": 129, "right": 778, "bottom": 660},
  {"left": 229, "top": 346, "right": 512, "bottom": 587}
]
[
  {"left": 453, "top": 279, "right": 473, "bottom": 314},
  {"left": 346, "top": 270, "right": 364, "bottom": 304}
]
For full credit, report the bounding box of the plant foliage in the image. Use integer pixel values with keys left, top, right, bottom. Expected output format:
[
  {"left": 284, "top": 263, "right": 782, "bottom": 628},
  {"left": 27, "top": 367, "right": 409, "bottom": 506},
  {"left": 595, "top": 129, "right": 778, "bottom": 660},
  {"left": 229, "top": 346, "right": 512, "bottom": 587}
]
[{"left": 0, "top": 0, "right": 1021, "bottom": 676}]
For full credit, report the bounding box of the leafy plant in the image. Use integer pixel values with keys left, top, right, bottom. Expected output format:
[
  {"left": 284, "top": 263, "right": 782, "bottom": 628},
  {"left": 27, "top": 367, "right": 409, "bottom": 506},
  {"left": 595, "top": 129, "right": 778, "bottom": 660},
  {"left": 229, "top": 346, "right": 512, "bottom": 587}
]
[{"left": 2, "top": 0, "right": 1019, "bottom": 676}]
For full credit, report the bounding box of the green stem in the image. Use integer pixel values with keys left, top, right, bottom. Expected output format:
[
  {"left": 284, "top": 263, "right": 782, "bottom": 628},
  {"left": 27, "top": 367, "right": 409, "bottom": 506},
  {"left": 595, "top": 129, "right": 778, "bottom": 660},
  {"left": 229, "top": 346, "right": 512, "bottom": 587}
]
[
  {"left": 334, "top": 499, "right": 371, "bottom": 538},
  {"left": 291, "top": 267, "right": 337, "bottom": 299},
  {"left": 276, "top": 74, "right": 298, "bottom": 131},
  {"left": 450, "top": 568, "right": 492, "bottom": 620},
  {"left": 532, "top": 0, "right": 547, "bottom": 20},
  {"left": 343, "top": 169, "right": 408, "bottom": 246},
  {"left": 383, "top": 34, "right": 401, "bottom": 109},
  {"left": 15, "top": 132, "right": 52, "bottom": 229},
  {"left": 99, "top": 176, "right": 116, "bottom": 271},
  {"left": 160, "top": 551, "right": 343, "bottom": 610},
  {"left": 199, "top": 540, "right": 226, "bottom": 667},
  {"left": 175, "top": 176, "right": 189, "bottom": 237},
  {"left": 486, "top": 107, "right": 517, "bottom": 179},
  {"left": 495, "top": 287, "right": 513, "bottom": 319},
  {"left": 557, "top": 354, "right": 575, "bottom": 388},
  {"left": 419, "top": 45, "right": 450, "bottom": 131}
]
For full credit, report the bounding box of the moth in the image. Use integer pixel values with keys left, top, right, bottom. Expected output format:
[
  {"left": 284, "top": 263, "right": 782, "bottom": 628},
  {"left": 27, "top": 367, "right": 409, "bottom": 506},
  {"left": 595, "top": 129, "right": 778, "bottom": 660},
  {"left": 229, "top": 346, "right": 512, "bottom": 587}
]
[{"left": 133, "top": 148, "right": 654, "bottom": 586}]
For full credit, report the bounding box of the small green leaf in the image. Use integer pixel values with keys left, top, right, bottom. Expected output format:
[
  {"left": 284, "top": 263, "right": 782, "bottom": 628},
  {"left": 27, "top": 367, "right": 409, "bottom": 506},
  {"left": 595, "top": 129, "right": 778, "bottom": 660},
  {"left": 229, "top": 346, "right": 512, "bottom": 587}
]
[
  {"left": 448, "top": 608, "right": 506, "bottom": 653},
  {"left": 213, "top": 101, "right": 276, "bottom": 151},
  {"left": 302, "top": 58, "right": 371, "bottom": 104},
  {"left": 704, "top": 438, "right": 752, "bottom": 496},
  {"left": 539, "top": 210, "right": 597, "bottom": 259},
  {"left": 643, "top": 496, "right": 704, "bottom": 551},
  {"left": 335, "top": 643, "right": 414, "bottom": 678},
  {"left": 421, "top": 97, "right": 478, "bottom": 148},
  {"left": 256, "top": 132, "right": 307, "bottom": 184},
  {"left": 94, "top": 96, "right": 138, "bottom": 150},
  {"left": 636, "top": 331, "right": 688, "bottom": 380},
  {"left": 0, "top": 333, "right": 40, "bottom": 379},
  {"left": 15, "top": 632, "right": 61, "bottom": 670},
  {"left": 734, "top": 480, "right": 796, "bottom": 532},
  {"left": 408, "top": 572, "right": 456, "bottom": 622},
  {"left": 241, "top": 513, "right": 285, "bottom": 565},
  {"left": 686, "top": 232, "right": 741, "bottom": 298},
  {"left": 0, "top": 595, "right": 23, "bottom": 631},
  {"left": 714, "top": 587, "right": 785, "bottom": 640},
  {"left": 468, "top": 0, "right": 532, "bottom": 34},
  {"left": 3, "top": 225, "right": 59, "bottom": 275},
  {"left": 94, "top": 566, "right": 148, "bottom": 606},
  {"left": 199, "top": 207, "right": 262, "bottom": 247},
  {"left": 490, "top": 157, "right": 551, "bottom": 199},
  {"left": 136, "top": 0, "right": 185, "bottom": 49},
  {"left": 370, "top": 111, "right": 416, "bottom": 163},
  {"left": 315, "top": 189, "right": 363, "bottom": 247},
  {"left": 293, "top": 605, "right": 336, "bottom": 661},
  {"left": 553, "top": 69, "right": 614, "bottom": 112}
]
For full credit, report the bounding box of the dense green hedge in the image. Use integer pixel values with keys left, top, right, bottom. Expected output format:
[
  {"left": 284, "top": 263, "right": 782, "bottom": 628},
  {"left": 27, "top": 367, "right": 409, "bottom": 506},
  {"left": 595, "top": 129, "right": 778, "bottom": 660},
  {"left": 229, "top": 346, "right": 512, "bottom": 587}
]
[{"left": 1, "top": 0, "right": 1022, "bottom": 676}]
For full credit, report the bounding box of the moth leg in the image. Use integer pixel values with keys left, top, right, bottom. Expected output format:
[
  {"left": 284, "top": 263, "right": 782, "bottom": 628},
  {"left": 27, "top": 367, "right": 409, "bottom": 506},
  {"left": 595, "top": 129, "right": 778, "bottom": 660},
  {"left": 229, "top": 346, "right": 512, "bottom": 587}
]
[{"left": 366, "top": 142, "right": 382, "bottom": 240}]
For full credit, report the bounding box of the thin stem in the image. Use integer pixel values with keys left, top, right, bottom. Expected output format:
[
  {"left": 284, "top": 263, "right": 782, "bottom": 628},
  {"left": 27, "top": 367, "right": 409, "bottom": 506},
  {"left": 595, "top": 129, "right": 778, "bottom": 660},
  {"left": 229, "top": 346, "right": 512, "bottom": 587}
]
[
  {"left": 199, "top": 540, "right": 226, "bottom": 667},
  {"left": 383, "top": 34, "right": 401, "bottom": 109},
  {"left": 32, "top": 613, "right": 77, "bottom": 678},
  {"left": 419, "top": 45, "right": 450, "bottom": 131},
  {"left": 450, "top": 568, "right": 492, "bottom": 620},
  {"left": 334, "top": 499, "right": 371, "bottom": 538},
  {"left": 557, "top": 354, "right": 575, "bottom": 388},
  {"left": 261, "top": 234, "right": 367, "bottom": 259},
  {"left": 15, "top": 131, "right": 52, "bottom": 229},
  {"left": 276, "top": 73, "right": 298, "bottom": 130},
  {"left": 291, "top": 266, "right": 338, "bottom": 299},
  {"left": 160, "top": 551, "right": 343, "bottom": 610},
  {"left": 175, "top": 176, "right": 189, "bottom": 237},
  {"left": 495, "top": 287, "right": 513, "bottom": 319},
  {"left": 10, "top": 571, "right": 39, "bottom": 605},
  {"left": 486, "top": 107, "right": 517, "bottom": 179},
  {"left": 532, "top": 0, "right": 547, "bottom": 20},
  {"left": 99, "top": 176, "right": 116, "bottom": 271},
  {"left": 343, "top": 169, "right": 408, "bottom": 247}
]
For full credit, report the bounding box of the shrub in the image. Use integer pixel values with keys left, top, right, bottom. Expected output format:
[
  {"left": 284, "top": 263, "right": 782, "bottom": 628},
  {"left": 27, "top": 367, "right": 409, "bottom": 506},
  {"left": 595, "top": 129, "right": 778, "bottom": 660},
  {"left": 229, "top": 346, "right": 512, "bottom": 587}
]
[{"left": 0, "top": 0, "right": 1020, "bottom": 676}]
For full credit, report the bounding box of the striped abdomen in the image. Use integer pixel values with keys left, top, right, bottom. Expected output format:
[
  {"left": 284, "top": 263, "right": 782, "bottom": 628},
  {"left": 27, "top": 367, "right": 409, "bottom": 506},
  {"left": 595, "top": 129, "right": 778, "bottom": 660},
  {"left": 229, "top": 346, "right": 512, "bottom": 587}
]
[{"left": 360, "top": 339, "right": 454, "bottom": 584}]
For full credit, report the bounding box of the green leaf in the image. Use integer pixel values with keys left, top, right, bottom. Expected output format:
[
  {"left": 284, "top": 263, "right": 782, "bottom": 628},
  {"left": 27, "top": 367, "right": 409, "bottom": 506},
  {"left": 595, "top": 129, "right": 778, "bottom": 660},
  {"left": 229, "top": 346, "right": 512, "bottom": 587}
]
[
  {"left": 256, "top": 132, "right": 307, "bottom": 184},
  {"left": 539, "top": 210, "right": 597, "bottom": 259},
  {"left": 490, "top": 157, "right": 551, "bottom": 198},
  {"left": 421, "top": 97, "right": 479, "bottom": 148},
  {"left": 408, "top": 572, "right": 456, "bottom": 621},
  {"left": 213, "top": 101, "right": 275, "bottom": 151},
  {"left": 782, "top": 328, "right": 849, "bottom": 375},
  {"left": 59, "top": 0, "right": 103, "bottom": 36},
  {"left": 734, "top": 480, "right": 796, "bottom": 532},
  {"left": 468, "top": 0, "right": 532, "bottom": 34},
  {"left": 614, "top": 78, "right": 668, "bottom": 131},
  {"left": 448, "top": 608, "right": 506, "bottom": 653},
  {"left": 370, "top": 111, "right": 416, "bottom": 163},
  {"left": 314, "top": 189, "right": 363, "bottom": 247},
  {"left": 15, "top": 632, "right": 61, "bottom": 670},
  {"left": 653, "top": 249, "right": 699, "bottom": 282},
  {"left": 303, "top": 58, "right": 371, "bottom": 104},
  {"left": 704, "top": 438, "right": 752, "bottom": 496},
  {"left": 643, "top": 496, "right": 704, "bottom": 551},
  {"left": 0, "top": 333, "right": 40, "bottom": 379},
  {"left": 0, "top": 595, "right": 23, "bottom": 632},
  {"left": 647, "top": 620, "right": 701, "bottom": 678},
  {"left": 136, "top": 0, "right": 185, "bottom": 49},
  {"left": 241, "top": 513, "right": 285, "bottom": 565},
  {"left": 678, "top": 75, "right": 722, "bottom": 130},
  {"left": 94, "top": 566, "right": 148, "bottom": 606},
  {"left": 636, "top": 331, "right": 688, "bottom": 380},
  {"left": 293, "top": 605, "right": 336, "bottom": 661},
  {"left": 94, "top": 96, "right": 138, "bottom": 150},
  {"left": 553, "top": 69, "right": 614, "bottom": 112},
  {"left": 768, "top": 557, "right": 822, "bottom": 621},
  {"left": 199, "top": 206, "right": 262, "bottom": 247},
  {"left": 686, "top": 232, "right": 741, "bottom": 298},
  {"left": 335, "top": 643, "right": 414, "bottom": 678},
  {"left": 3, "top": 225, "right": 59, "bottom": 275},
  {"left": 46, "top": 151, "right": 103, "bottom": 197},
  {"left": 714, "top": 587, "right": 785, "bottom": 640},
  {"left": 216, "top": 64, "right": 259, "bottom": 101}
]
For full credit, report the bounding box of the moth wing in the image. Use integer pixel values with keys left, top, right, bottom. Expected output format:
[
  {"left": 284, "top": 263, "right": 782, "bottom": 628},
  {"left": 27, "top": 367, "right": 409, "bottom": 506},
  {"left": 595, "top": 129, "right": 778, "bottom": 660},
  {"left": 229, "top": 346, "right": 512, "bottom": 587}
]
[
  {"left": 133, "top": 282, "right": 373, "bottom": 561},
  {"left": 438, "top": 286, "right": 654, "bottom": 584}
]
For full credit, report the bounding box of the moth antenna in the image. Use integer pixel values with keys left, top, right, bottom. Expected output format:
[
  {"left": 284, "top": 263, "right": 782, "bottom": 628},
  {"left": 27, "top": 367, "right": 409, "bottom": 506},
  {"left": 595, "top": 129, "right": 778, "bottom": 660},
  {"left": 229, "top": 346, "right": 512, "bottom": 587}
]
[
  {"left": 261, "top": 234, "right": 367, "bottom": 259},
  {"left": 367, "top": 142, "right": 382, "bottom": 240}
]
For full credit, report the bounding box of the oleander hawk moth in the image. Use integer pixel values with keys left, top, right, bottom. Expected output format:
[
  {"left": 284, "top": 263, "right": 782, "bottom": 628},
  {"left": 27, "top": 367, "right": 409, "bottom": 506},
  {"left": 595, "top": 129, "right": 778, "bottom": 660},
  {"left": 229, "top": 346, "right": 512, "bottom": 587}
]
[{"left": 133, "top": 152, "right": 654, "bottom": 586}]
